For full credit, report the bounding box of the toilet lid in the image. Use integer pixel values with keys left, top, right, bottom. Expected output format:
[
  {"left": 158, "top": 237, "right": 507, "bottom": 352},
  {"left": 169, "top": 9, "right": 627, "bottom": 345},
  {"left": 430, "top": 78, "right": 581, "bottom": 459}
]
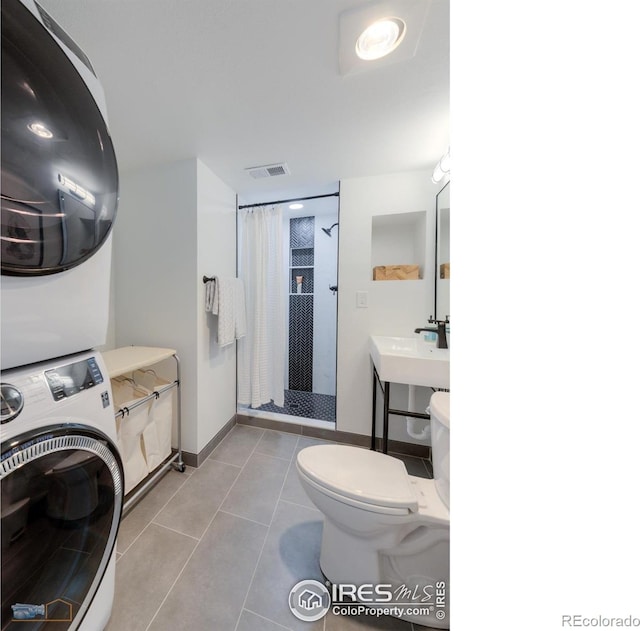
[{"left": 297, "top": 445, "right": 419, "bottom": 511}]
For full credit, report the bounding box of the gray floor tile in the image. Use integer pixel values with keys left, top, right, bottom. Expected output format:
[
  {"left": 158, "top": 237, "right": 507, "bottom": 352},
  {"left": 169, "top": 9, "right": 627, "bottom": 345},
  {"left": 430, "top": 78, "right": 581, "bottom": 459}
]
[
  {"left": 107, "top": 427, "right": 445, "bottom": 631},
  {"left": 389, "top": 453, "right": 431, "bottom": 479},
  {"left": 153, "top": 458, "right": 241, "bottom": 538},
  {"left": 244, "top": 500, "right": 325, "bottom": 631},
  {"left": 295, "top": 435, "right": 335, "bottom": 455},
  {"left": 147, "top": 511, "right": 267, "bottom": 631},
  {"left": 325, "top": 609, "right": 413, "bottom": 630},
  {"left": 237, "top": 609, "right": 291, "bottom": 631},
  {"left": 221, "top": 452, "right": 290, "bottom": 525},
  {"left": 105, "top": 523, "right": 197, "bottom": 631},
  {"left": 210, "top": 424, "right": 265, "bottom": 467},
  {"left": 280, "top": 461, "right": 320, "bottom": 511},
  {"left": 117, "top": 467, "right": 192, "bottom": 552},
  {"left": 256, "top": 429, "right": 300, "bottom": 460}
]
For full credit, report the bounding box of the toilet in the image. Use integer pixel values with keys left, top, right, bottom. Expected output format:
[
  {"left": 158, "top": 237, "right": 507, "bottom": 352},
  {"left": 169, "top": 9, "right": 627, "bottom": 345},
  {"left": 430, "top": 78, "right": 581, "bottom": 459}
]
[{"left": 296, "top": 392, "right": 450, "bottom": 629}]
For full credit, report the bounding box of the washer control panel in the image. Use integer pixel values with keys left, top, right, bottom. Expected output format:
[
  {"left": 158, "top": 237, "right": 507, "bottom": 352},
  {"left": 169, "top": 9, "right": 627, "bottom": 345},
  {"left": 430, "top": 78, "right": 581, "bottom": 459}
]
[{"left": 44, "top": 356, "right": 104, "bottom": 401}]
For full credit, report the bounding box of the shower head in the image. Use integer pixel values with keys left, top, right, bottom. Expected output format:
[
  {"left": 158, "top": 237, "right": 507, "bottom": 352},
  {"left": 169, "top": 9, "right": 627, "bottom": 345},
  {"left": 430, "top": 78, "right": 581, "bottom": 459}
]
[{"left": 322, "top": 222, "right": 339, "bottom": 237}]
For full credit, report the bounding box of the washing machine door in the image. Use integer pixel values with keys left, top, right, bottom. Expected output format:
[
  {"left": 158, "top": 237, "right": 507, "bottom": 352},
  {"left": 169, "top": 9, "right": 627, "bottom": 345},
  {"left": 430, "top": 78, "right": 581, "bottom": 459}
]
[
  {"left": 1, "top": 0, "right": 118, "bottom": 276},
  {"left": 1, "top": 424, "right": 123, "bottom": 630}
]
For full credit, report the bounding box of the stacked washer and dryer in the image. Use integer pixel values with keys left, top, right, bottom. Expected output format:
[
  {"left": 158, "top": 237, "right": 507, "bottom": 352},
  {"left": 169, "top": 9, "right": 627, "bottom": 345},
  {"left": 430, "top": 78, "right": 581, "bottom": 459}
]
[{"left": 1, "top": 1, "right": 122, "bottom": 629}]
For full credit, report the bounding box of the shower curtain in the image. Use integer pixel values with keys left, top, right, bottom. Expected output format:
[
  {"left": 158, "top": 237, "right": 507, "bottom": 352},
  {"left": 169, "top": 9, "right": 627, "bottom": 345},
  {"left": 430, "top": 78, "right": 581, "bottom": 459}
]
[{"left": 237, "top": 206, "right": 286, "bottom": 408}]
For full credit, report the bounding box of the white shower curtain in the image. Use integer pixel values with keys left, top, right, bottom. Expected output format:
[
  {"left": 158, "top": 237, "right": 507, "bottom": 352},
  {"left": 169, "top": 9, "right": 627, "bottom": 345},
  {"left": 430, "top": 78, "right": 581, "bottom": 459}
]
[{"left": 237, "top": 206, "right": 286, "bottom": 408}]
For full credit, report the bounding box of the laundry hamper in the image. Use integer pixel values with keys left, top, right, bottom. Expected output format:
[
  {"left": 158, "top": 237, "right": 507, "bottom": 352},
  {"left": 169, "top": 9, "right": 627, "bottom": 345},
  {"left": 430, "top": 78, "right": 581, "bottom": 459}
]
[
  {"left": 112, "top": 377, "right": 152, "bottom": 494},
  {"left": 133, "top": 370, "right": 174, "bottom": 472}
]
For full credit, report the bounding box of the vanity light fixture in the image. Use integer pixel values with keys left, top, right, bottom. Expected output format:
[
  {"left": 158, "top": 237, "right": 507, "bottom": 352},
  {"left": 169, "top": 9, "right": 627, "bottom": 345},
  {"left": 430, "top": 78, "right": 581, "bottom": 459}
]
[
  {"left": 28, "top": 122, "right": 53, "bottom": 139},
  {"left": 432, "top": 148, "right": 451, "bottom": 184},
  {"left": 356, "top": 17, "right": 406, "bottom": 60},
  {"left": 289, "top": 203, "right": 304, "bottom": 210}
]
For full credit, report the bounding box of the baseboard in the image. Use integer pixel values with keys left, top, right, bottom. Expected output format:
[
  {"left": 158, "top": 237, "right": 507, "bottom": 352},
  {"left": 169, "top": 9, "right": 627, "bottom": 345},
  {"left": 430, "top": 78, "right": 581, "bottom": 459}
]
[
  {"left": 180, "top": 414, "right": 236, "bottom": 468},
  {"left": 236, "top": 414, "right": 430, "bottom": 459},
  {"left": 376, "top": 437, "right": 431, "bottom": 459}
]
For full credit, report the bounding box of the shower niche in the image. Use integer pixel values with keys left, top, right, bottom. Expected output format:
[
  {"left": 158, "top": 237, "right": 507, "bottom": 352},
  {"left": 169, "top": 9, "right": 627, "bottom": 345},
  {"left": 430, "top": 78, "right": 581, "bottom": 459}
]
[
  {"left": 290, "top": 251, "right": 314, "bottom": 294},
  {"left": 288, "top": 216, "right": 315, "bottom": 391}
]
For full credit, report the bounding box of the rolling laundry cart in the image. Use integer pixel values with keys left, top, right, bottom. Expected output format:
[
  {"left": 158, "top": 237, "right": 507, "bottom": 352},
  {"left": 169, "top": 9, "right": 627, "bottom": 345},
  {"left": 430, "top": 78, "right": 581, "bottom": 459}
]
[{"left": 102, "top": 346, "right": 185, "bottom": 516}]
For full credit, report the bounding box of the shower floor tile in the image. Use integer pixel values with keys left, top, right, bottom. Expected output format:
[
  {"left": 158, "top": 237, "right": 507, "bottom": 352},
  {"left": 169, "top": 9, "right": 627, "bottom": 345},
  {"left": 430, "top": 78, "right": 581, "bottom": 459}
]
[{"left": 255, "top": 389, "right": 336, "bottom": 422}]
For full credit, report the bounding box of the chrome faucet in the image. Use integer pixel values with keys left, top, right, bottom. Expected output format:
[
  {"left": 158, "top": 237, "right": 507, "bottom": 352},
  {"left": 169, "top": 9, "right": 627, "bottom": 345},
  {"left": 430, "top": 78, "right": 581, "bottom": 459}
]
[{"left": 415, "top": 315, "right": 449, "bottom": 349}]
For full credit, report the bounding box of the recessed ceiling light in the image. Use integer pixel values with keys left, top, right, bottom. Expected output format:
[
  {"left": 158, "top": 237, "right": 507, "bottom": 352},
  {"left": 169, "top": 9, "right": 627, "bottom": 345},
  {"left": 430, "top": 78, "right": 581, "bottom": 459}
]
[
  {"left": 289, "top": 203, "right": 304, "bottom": 210},
  {"left": 355, "top": 17, "right": 406, "bottom": 61},
  {"left": 28, "top": 122, "right": 53, "bottom": 139}
]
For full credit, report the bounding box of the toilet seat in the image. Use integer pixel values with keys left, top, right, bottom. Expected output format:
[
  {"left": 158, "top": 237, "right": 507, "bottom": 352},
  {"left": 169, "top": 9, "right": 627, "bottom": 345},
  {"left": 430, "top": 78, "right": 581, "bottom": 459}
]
[
  {"left": 297, "top": 445, "right": 419, "bottom": 512},
  {"left": 297, "top": 467, "right": 413, "bottom": 516}
]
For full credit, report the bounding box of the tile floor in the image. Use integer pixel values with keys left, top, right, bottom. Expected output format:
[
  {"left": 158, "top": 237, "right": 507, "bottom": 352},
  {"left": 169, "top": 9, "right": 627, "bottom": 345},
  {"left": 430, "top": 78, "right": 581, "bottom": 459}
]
[
  {"left": 252, "top": 390, "right": 337, "bottom": 422},
  {"left": 106, "top": 425, "right": 437, "bottom": 631}
]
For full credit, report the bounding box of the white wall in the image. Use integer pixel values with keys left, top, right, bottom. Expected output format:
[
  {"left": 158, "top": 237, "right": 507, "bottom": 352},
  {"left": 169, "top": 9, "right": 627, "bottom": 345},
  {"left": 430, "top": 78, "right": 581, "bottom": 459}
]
[
  {"left": 101, "top": 253, "right": 117, "bottom": 352},
  {"left": 195, "top": 160, "right": 237, "bottom": 450},
  {"left": 113, "top": 159, "right": 197, "bottom": 450},
  {"left": 336, "top": 170, "right": 442, "bottom": 444},
  {"left": 113, "top": 158, "right": 236, "bottom": 454}
]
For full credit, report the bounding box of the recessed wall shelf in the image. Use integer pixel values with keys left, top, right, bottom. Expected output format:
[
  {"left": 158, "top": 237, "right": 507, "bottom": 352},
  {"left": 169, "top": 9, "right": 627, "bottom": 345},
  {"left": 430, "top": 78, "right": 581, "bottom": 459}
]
[
  {"left": 290, "top": 267, "right": 314, "bottom": 293},
  {"left": 371, "top": 211, "right": 427, "bottom": 279}
]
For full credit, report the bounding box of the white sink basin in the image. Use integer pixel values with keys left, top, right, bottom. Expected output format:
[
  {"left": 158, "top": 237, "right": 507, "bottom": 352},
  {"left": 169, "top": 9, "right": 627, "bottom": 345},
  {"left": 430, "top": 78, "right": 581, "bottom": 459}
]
[{"left": 369, "top": 335, "right": 450, "bottom": 388}]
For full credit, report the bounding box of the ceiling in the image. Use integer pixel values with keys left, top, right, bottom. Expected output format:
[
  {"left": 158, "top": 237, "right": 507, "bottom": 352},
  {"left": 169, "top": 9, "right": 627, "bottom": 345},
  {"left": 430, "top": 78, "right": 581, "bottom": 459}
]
[{"left": 36, "top": 0, "right": 449, "bottom": 204}]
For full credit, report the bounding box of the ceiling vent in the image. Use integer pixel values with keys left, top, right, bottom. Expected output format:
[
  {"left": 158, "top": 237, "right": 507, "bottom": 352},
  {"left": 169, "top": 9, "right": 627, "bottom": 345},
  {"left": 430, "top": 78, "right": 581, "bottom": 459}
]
[{"left": 245, "top": 162, "right": 290, "bottom": 179}]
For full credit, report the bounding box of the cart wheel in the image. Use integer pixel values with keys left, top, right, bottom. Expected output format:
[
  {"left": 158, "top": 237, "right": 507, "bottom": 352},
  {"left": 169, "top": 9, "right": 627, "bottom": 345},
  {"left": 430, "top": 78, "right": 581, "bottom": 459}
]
[{"left": 177, "top": 463, "right": 186, "bottom": 473}]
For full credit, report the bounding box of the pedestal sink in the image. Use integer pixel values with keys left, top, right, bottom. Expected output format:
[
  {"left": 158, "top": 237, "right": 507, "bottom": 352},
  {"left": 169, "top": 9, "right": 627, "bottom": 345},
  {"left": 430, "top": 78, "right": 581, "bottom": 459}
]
[{"left": 369, "top": 336, "right": 450, "bottom": 389}]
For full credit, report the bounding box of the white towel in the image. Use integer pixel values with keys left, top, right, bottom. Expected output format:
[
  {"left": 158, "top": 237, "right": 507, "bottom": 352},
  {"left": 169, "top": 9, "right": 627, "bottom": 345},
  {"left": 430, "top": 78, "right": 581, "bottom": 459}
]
[
  {"left": 205, "top": 276, "right": 247, "bottom": 346},
  {"left": 204, "top": 278, "right": 217, "bottom": 313}
]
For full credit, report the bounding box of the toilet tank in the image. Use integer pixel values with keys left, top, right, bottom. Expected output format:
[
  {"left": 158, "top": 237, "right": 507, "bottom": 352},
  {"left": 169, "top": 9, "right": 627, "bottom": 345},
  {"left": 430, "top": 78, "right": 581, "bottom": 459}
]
[{"left": 429, "top": 392, "right": 450, "bottom": 510}]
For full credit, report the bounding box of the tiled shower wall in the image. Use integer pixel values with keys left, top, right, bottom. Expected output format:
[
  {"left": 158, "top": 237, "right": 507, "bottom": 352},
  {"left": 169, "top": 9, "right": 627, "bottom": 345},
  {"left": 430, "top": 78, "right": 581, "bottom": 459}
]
[{"left": 288, "top": 217, "right": 314, "bottom": 391}]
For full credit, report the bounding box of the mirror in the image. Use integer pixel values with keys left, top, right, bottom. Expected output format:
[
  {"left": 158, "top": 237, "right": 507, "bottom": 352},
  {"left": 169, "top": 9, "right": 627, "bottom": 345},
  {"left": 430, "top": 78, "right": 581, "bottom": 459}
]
[{"left": 434, "top": 181, "right": 450, "bottom": 320}]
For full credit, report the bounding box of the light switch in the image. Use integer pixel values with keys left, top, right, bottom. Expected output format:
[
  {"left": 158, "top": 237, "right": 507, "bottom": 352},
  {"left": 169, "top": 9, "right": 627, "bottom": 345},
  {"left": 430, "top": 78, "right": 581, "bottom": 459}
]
[{"left": 356, "top": 291, "right": 368, "bottom": 308}]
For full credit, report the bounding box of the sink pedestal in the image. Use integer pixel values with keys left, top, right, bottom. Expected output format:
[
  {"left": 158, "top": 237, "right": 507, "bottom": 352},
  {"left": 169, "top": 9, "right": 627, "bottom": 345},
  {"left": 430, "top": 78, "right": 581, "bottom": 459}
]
[
  {"left": 368, "top": 335, "right": 449, "bottom": 454},
  {"left": 371, "top": 363, "right": 431, "bottom": 454}
]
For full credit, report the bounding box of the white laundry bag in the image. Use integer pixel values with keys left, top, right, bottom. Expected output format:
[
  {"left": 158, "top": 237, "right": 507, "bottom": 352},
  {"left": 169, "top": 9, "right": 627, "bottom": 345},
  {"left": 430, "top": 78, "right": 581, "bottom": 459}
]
[
  {"left": 112, "top": 378, "right": 152, "bottom": 494},
  {"left": 133, "top": 370, "right": 174, "bottom": 472}
]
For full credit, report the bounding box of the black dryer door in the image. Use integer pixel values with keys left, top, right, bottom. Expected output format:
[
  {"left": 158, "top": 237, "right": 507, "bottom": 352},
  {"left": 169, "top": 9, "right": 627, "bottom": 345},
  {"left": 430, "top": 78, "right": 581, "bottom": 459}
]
[{"left": 1, "top": 0, "right": 118, "bottom": 276}]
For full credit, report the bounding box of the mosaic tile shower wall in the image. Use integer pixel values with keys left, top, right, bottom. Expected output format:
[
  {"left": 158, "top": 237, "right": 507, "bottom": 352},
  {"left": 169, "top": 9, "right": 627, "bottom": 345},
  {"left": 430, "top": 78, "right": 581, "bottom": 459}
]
[
  {"left": 289, "top": 217, "right": 314, "bottom": 391},
  {"left": 290, "top": 216, "right": 314, "bottom": 249}
]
